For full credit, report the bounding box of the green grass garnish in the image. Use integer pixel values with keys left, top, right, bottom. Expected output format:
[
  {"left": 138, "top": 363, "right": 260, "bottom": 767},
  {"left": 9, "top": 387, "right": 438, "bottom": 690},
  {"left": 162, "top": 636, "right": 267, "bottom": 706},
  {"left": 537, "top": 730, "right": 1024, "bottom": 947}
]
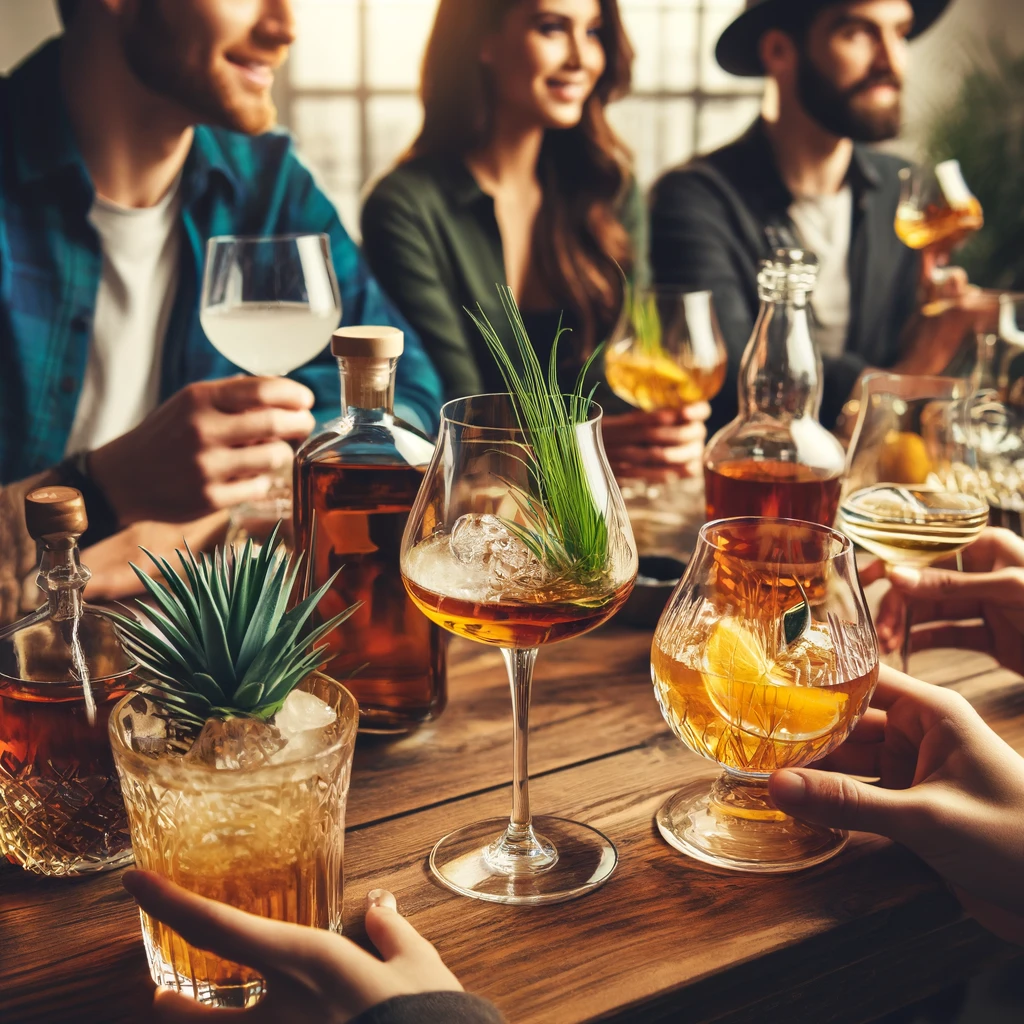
[
  {"left": 625, "top": 285, "right": 663, "bottom": 358},
  {"left": 466, "top": 287, "right": 609, "bottom": 583}
]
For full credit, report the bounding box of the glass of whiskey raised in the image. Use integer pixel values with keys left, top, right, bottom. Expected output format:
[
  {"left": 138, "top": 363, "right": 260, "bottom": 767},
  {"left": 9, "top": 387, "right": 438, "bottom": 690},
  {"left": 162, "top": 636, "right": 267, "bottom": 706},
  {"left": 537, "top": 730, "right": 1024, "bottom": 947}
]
[
  {"left": 109, "top": 673, "right": 358, "bottom": 1008},
  {"left": 651, "top": 517, "right": 879, "bottom": 872}
]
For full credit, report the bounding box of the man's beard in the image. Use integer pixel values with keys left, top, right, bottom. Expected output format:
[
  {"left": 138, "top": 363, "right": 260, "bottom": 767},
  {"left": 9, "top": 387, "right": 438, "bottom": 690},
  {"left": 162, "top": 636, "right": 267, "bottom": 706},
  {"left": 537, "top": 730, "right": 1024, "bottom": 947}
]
[
  {"left": 121, "top": 3, "right": 276, "bottom": 135},
  {"left": 796, "top": 53, "right": 902, "bottom": 143}
]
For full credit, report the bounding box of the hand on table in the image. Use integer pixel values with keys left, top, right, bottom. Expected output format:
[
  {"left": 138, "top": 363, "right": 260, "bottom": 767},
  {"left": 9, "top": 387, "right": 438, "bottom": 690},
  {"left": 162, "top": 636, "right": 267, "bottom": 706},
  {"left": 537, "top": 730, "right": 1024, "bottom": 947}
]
[
  {"left": 865, "top": 528, "right": 1024, "bottom": 675},
  {"left": 770, "top": 666, "right": 1024, "bottom": 944},
  {"left": 89, "top": 377, "right": 315, "bottom": 526},
  {"left": 122, "top": 869, "right": 462, "bottom": 1023},
  {"left": 82, "top": 511, "right": 229, "bottom": 603},
  {"left": 602, "top": 403, "right": 710, "bottom": 483}
]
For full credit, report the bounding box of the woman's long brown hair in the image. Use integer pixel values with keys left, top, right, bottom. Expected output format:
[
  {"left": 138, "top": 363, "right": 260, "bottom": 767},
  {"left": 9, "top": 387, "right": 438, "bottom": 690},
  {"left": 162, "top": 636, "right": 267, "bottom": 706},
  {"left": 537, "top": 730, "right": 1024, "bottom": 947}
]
[{"left": 409, "top": 0, "right": 634, "bottom": 356}]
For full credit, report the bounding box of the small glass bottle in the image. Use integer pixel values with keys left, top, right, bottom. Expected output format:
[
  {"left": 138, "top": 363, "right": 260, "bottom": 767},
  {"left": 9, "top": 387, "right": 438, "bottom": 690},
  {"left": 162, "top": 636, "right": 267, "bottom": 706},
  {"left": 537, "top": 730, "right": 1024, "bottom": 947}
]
[
  {"left": 703, "top": 249, "right": 846, "bottom": 526},
  {"left": 0, "top": 486, "right": 137, "bottom": 874},
  {"left": 294, "top": 327, "right": 447, "bottom": 732}
]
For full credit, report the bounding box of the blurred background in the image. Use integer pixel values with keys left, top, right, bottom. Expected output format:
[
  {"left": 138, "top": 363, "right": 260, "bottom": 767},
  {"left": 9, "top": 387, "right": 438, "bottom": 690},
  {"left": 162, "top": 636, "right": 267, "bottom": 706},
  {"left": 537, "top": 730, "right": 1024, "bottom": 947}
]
[{"left": 2, "top": 0, "right": 1022, "bottom": 287}]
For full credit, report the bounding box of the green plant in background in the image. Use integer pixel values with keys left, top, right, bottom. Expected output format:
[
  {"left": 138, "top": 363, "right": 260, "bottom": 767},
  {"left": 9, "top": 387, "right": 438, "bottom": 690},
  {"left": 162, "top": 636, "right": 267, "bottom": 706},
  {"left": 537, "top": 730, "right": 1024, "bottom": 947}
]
[
  {"left": 110, "top": 526, "right": 357, "bottom": 729},
  {"left": 468, "top": 287, "right": 610, "bottom": 584},
  {"left": 925, "top": 42, "right": 1024, "bottom": 290}
]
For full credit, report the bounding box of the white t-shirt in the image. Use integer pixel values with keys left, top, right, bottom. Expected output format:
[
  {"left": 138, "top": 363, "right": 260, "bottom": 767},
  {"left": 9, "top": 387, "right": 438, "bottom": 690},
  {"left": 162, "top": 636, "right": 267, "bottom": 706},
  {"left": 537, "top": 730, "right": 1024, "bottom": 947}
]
[
  {"left": 788, "top": 185, "right": 853, "bottom": 360},
  {"left": 64, "top": 178, "right": 183, "bottom": 455}
]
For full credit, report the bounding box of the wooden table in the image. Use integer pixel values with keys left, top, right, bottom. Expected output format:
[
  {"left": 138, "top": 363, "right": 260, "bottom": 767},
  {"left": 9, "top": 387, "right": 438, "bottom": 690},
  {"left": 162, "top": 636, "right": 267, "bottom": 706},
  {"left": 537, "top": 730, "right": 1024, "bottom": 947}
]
[{"left": 3, "top": 626, "right": 1023, "bottom": 1023}]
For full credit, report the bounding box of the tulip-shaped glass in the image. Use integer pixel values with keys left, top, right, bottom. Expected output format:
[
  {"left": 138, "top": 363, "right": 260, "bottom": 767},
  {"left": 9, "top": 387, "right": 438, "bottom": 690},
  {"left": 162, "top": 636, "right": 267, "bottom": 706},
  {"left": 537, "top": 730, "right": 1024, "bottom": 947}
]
[
  {"left": 651, "top": 518, "right": 879, "bottom": 872},
  {"left": 401, "top": 394, "right": 637, "bottom": 903}
]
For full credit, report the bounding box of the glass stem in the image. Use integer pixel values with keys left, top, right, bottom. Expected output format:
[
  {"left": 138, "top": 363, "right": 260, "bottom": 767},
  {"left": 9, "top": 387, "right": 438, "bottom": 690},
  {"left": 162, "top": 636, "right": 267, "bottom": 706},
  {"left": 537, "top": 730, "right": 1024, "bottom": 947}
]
[
  {"left": 504, "top": 646, "right": 537, "bottom": 833},
  {"left": 485, "top": 647, "right": 556, "bottom": 874}
]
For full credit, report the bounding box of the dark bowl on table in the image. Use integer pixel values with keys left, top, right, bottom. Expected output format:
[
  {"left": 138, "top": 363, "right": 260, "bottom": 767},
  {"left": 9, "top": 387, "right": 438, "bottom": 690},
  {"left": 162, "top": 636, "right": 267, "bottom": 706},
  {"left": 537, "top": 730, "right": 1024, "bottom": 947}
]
[{"left": 618, "top": 555, "right": 687, "bottom": 629}]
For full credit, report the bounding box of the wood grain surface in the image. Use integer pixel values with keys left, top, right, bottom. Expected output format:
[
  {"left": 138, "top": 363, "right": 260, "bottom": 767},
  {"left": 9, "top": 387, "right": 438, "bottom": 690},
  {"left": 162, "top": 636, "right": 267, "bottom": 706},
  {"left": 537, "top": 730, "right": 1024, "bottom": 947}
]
[{"left": 2, "top": 627, "right": 1022, "bottom": 1024}]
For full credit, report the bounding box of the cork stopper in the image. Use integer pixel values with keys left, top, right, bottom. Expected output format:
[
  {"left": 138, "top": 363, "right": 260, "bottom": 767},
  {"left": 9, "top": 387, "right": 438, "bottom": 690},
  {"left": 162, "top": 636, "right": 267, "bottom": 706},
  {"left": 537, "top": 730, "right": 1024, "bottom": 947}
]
[
  {"left": 25, "top": 486, "right": 88, "bottom": 541},
  {"left": 331, "top": 326, "right": 404, "bottom": 359}
]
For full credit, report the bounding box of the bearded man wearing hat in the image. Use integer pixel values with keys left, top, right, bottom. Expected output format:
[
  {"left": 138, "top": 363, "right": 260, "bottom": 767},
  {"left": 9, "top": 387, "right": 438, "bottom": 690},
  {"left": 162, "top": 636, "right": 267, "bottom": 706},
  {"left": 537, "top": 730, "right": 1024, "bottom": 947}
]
[{"left": 650, "top": 0, "right": 993, "bottom": 434}]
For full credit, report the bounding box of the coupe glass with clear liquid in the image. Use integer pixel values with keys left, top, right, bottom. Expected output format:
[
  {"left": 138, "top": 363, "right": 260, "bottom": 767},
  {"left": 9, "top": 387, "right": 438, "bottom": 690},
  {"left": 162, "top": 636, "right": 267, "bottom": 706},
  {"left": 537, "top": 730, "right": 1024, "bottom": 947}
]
[
  {"left": 837, "top": 373, "right": 989, "bottom": 669},
  {"left": 400, "top": 394, "right": 637, "bottom": 904},
  {"left": 201, "top": 234, "right": 342, "bottom": 541},
  {"left": 651, "top": 518, "right": 879, "bottom": 873}
]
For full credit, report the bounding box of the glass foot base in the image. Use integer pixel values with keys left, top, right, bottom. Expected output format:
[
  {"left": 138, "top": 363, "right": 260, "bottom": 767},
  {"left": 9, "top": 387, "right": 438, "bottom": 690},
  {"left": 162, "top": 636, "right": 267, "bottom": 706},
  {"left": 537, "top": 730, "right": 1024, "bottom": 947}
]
[
  {"left": 429, "top": 815, "right": 617, "bottom": 905},
  {"left": 656, "top": 775, "right": 848, "bottom": 874}
]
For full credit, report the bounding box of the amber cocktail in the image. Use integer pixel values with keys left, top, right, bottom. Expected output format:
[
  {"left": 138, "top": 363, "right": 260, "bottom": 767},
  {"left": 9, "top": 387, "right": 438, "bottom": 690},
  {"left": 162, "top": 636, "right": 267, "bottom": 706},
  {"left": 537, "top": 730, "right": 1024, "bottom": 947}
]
[
  {"left": 651, "top": 518, "right": 878, "bottom": 873},
  {"left": 110, "top": 674, "right": 357, "bottom": 1007}
]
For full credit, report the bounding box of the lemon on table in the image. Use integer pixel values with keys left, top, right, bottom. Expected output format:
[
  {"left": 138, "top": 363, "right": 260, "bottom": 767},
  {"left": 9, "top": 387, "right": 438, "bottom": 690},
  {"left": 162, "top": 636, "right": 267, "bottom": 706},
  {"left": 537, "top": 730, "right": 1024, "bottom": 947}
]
[
  {"left": 878, "top": 431, "right": 932, "bottom": 485},
  {"left": 702, "top": 618, "right": 847, "bottom": 742}
]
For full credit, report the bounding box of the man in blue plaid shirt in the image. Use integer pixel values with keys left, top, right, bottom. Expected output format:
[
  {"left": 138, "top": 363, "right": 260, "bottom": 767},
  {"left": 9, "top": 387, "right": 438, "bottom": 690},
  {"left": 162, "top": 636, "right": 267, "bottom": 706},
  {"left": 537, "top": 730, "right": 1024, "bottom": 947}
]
[{"left": 0, "top": 0, "right": 443, "bottom": 622}]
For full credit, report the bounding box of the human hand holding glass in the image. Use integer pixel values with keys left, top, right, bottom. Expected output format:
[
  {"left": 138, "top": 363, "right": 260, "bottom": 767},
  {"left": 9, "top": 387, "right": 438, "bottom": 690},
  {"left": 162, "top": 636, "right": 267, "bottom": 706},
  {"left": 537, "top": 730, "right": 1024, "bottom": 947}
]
[
  {"left": 603, "top": 287, "right": 725, "bottom": 483},
  {"left": 400, "top": 392, "right": 637, "bottom": 904},
  {"left": 651, "top": 518, "right": 879, "bottom": 873},
  {"left": 201, "top": 234, "right": 341, "bottom": 542},
  {"left": 121, "top": 870, "right": 469, "bottom": 1024},
  {"left": 868, "top": 527, "right": 1024, "bottom": 674},
  {"left": 770, "top": 665, "right": 1024, "bottom": 945}
]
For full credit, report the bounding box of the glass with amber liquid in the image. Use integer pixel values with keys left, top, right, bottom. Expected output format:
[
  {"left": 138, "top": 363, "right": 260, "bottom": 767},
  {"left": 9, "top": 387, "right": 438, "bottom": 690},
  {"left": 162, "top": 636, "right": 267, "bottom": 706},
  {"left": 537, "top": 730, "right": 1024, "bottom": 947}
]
[
  {"left": 605, "top": 288, "right": 727, "bottom": 412},
  {"left": 401, "top": 393, "right": 637, "bottom": 904},
  {"left": 110, "top": 674, "right": 358, "bottom": 1008},
  {"left": 0, "top": 486, "right": 137, "bottom": 875},
  {"left": 895, "top": 160, "right": 983, "bottom": 252},
  {"left": 651, "top": 518, "right": 878, "bottom": 872},
  {"left": 704, "top": 249, "right": 846, "bottom": 525},
  {"left": 294, "top": 327, "right": 446, "bottom": 732}
]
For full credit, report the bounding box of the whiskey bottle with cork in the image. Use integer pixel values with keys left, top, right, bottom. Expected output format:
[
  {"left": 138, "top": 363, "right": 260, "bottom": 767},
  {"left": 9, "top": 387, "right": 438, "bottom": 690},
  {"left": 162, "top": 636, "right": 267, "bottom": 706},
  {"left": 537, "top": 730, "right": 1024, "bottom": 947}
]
[
  {"left": 294, "top": 326, "right": 447, "bottom": 732},
  {"left": 0, "top": 486, "right": 137, "bottom": 874},
  {"left": 703, "top": 249, "right": 846, "bottom": 526}
]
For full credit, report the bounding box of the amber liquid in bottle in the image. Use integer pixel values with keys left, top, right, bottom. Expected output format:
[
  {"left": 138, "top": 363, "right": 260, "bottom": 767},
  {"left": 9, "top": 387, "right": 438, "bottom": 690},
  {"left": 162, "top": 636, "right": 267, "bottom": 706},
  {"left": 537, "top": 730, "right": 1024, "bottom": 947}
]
[
  {"left": 704, "top": 459, "right": 842, "bottom": 526},
  {"left": 0, "top": 486, "right": 137, "bottom": 875},
  {"left": 297, "top": 458, "right": 446, "bottom": 731}
]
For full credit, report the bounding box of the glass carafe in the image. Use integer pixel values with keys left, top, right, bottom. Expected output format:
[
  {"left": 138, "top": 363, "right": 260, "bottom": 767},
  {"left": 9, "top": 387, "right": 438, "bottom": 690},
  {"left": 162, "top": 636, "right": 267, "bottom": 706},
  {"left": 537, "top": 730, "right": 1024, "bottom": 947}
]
[
  {"left": 0, "top": 486, "right": 137, "bottom": 874},
  {"left": 294, "top": 327, "right": 447, "bottom": 732},
  {"left": 703, "top": 248, "right": 846, "bottom": 526}
]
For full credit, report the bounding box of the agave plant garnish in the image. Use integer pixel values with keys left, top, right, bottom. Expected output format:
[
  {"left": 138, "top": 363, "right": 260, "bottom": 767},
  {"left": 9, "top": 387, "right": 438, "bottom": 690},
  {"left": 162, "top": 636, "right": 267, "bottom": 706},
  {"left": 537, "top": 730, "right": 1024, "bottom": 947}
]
[
  {"left": 467, "top": 286, "right": 609, "bottom": 583},
  {"left": 109, "top": 524, "right": 356, "bottom": 729}
]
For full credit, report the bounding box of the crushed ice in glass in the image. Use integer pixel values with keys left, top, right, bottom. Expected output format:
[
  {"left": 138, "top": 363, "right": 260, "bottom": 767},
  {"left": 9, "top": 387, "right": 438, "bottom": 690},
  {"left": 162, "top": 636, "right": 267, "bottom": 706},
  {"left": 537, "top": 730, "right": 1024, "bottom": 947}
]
[{"left": 185, "top": 716, "right": 286, "bottom": 770}]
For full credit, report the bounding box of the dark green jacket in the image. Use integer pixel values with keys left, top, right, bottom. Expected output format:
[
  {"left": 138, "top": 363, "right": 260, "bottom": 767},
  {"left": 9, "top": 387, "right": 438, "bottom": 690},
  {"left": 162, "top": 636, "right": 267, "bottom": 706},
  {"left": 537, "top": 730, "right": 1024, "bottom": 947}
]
[{"left": 361, "top": 153, "right": 646, "bottom": 403}]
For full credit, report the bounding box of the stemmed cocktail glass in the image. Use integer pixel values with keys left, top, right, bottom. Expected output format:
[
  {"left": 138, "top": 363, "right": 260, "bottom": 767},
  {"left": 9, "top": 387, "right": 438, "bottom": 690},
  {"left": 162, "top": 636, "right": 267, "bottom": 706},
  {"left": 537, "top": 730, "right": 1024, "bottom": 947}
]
[
  {"left": 400, "top": 393, "right": 637, "bottom": 904},
  {"left": 200, "top": 235, "right": 342, "bottom": 545},
  {"left": 837, "top": 373, "right": 989, "bottom": 670},
  {"left": 651, "top": 517, "right": 879, "bottom": 873}
]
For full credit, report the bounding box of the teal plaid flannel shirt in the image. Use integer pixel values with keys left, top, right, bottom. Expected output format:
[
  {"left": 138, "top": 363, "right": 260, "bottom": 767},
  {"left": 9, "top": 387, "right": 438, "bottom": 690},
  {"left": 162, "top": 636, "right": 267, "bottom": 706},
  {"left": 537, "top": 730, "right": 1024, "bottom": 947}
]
[{"left": 0, "top": 39, "right": 443, "bottom": 486}]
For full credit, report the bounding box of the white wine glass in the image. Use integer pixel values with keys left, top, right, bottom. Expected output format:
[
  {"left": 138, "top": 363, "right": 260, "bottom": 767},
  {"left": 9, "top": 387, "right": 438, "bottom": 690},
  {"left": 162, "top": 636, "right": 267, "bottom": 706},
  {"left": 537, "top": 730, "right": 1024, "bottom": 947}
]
[
  {"left": 200, "top": 234, "right": 341, "bottom": 541},
  {"left": 837, "top": 373, "right": 989, "bottom": 670}
]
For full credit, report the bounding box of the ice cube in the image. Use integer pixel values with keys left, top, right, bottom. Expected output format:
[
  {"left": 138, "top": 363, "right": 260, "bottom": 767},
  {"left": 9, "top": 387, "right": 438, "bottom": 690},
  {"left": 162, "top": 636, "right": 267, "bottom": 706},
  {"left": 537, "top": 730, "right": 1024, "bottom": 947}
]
[
  {"left": 184, "top": 716, "right": 286, "bottom": 770},
  {"left": 449, "top": 513, "right": 550, "bottom": 590},
  {"left": 269, "top": 689, "right": 337, "bottom": 764}
]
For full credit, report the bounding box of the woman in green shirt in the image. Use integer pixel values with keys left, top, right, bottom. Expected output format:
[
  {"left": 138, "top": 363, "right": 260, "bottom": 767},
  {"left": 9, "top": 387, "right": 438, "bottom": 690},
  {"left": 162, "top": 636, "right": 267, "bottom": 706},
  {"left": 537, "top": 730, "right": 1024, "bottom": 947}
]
[{"left": 361, "top": 0, "right": 709, "bottom": 481}]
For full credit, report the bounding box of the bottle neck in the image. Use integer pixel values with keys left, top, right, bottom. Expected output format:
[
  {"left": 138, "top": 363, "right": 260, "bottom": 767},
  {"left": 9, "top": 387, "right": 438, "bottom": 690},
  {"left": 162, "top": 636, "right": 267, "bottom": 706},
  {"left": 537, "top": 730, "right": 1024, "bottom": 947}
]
[
  {"left": 37, "top": 537, "right": 91, "bottom": 622},
  {"left": 738, "top": 290, "right": 823, "bottom": 422},
  {"left": 338, "top": 356, "right": 398, "bottom": 421}
]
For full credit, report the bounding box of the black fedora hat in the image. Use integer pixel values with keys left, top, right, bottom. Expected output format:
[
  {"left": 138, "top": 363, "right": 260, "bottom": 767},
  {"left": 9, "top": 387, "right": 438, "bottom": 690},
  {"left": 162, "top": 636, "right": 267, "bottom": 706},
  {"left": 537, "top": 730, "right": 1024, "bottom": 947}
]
[{"left": 716, "top": 0, "right": 953, "bottom": 78}]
